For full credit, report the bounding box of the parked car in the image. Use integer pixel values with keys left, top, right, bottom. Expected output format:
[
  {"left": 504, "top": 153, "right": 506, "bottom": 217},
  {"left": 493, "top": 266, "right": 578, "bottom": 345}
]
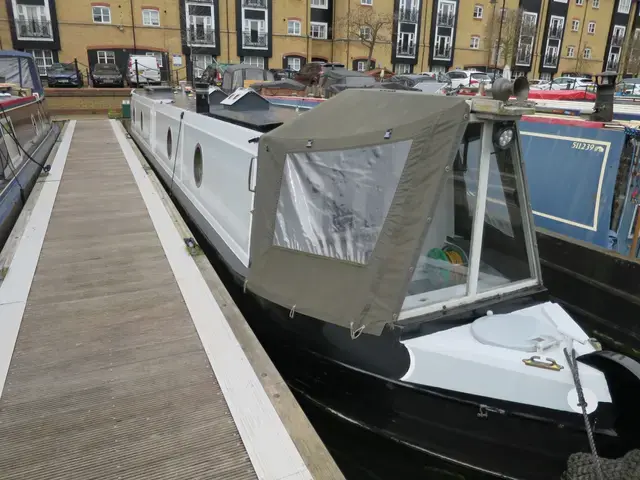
[
  {"left": 617, "top": 77, "right": 640, "bottom": 96},
  {"left": 529, "top": 79, "right": 551, "bottom": 90},
  {"left": 294, "top": 62, "right": 346, "bottom": 86},
  {"left": 393, "top": 74, "right": 450, "bottom": 94},
  {"left": 447, "top": 70, "right": 492, "bottom": 89},
  {"left": 47, "top": 63, "right": 83, "bottom": 87},
  {"left": 126, "top": 55, "right": 161, "bottom": 86},
  {"left": 549, "top": 76, "right": 595, "bottom": 91},
  {"left": 91, "top": 63, "right": 124, "bottom": 88}
]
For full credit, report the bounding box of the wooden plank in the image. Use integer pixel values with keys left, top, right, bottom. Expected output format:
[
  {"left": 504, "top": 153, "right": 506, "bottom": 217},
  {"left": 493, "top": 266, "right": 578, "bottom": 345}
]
[{"left": 0, "top": 120, "right": 258, "bottom": 480}]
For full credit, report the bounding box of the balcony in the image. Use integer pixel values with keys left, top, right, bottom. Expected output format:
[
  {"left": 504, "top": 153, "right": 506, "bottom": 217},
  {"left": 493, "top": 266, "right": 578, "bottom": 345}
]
[
  {"left": 397, "top": 42, "right": 416, "bottom": 57},
  {"left": 433, "top": 45, "right": 452, "bottom": 59},
  {"left": 187, "top": 28, "right": 215, "bottom": 46},
  {"left": 520, "top": 21, "right": 536, "bottom": 38},
  {"left": 436, "top": 13, "right": 455, "bottom": 27},
  {"left": 612, "top": 34, "right": 624, "bottom": 47},
  {"left": 242, "top": 31, "right": 268, "bottom": 48},
  {"left": 515, "top": 47, "right": 532, "bottom": 65},
  {"left": 15, "top": 19, "right": 52, "bottom": 40},
  {"left": 549, "top": 25, "right": 563, "bottom": 40},
  {"left": 543, "top": 53, "right": 558, "bottom": 67},
  {"left": 398, "top": 7, "right": 419, "bottom": 23},
  {"left": 607, "top": 58, "right": 619, "bottom": 71},
  {"left": 242, "top": 0, "right": 267, "bottom": 8}
]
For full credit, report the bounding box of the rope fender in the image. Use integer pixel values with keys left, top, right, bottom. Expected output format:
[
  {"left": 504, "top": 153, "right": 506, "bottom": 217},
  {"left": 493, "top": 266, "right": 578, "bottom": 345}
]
[{"left": 562, "top": 450, "right": 640, "bottom": 480}]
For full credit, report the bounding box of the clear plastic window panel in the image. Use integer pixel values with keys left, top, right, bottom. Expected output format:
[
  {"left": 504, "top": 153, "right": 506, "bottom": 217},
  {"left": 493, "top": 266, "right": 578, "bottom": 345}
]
[{"left": 274, "top": 140, "right": 412, "bottom": 264}]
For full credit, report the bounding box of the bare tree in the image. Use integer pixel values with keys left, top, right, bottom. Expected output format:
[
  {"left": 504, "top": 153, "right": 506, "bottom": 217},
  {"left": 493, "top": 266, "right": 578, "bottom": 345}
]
[
  {"left": 486, "top": 7, "right": 524, "bottom": 68},
  {"left": 339, "top": 8, "right": 395, "bottom": 70},
  {"left": 573, "top": 42, "right": 590, "bottom": 75},
  {"left": 624, "top": 31, "right": 640, "bottom": 77}
]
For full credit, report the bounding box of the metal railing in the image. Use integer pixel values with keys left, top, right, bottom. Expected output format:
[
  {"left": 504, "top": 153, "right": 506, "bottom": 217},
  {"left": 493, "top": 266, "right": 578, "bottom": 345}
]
[
  {"left": 606, "top": 59, "right": 620, "bottom": 71},
  {"left": 611, "top": 34, "right": 624, "bottom": 47},
  {"left": 436, "top": 12, "right": 455, "bottom": 27},
  {"left": 520, "top": 21, "right": 537, "bottom": 37},
  {"left": 187, "top": 28, "right": 215, "bottom": 46},
  {"left": 543, "top": 53, "right": 558, "bottom": 67},
  {"left": 515, "top": 48, "right": 532, "bottom": 65},
  {"left": 396, "top": 42, "right": 416, "bottom": 56},
  {"left": 242, "top": 31, "right": 268, "bottom": 48},
  {"left": 398, "top": 7, "right": 419, "bottom": 23},
  {"left": 549, "top": 25, "right": 563, "bottom": 39},
  {"left": 434, "top": 45, "right": 452, "bottom": 59},
  {"left": 15, "top": 19, "right": 52, "bottom": 39},
  {"left": 242, "top": 0, "right": 267, "bottom": 7}
]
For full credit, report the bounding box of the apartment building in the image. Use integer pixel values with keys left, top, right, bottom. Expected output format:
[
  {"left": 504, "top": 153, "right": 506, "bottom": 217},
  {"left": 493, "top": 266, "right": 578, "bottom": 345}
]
[{"left": 1, "top": 0, "right": 639, "bottom": 83}]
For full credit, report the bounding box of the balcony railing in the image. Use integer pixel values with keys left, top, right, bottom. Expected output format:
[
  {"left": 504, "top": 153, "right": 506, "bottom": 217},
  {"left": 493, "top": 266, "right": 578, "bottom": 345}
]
[
  {"left": 436, "top": 13, "right": 455, "bottom": 27},
  {"left": 242, "top": 31, "right": 268, "bottom": 48},
  {"left": 520, "top": 21, "right": 536, "bottom": 37},
  {"left": 398, "top": 7, "right": 419, "bottom": 23},
  {"left": 607, "top": 58, "right": 619, "bottom": 71},
  {"left": 549, "top": 25, "right": 563, "bottom": 39},
  {"left": 187, "top": 28, "right": 215, "bottom": 46},
  {"left": 242, "top": 0, "right": 267, "bottom": 8},
  {"left": 543, "top": 53, "right": 558, "bottom": 67},
  {"left": 15, "top": 19, "right": 52, "bottom": 39},
  {"left": 434, "top": 45, "right": 452, "bottom": 59},
  {"left": 612, "top": 34, "right": 624, "bottom": 47},
  {"left": 396, "top": 42, "right": 416, "bottom": 56},
  {"left": 515, "top": 48, "right": 532, "bottom": 65}
]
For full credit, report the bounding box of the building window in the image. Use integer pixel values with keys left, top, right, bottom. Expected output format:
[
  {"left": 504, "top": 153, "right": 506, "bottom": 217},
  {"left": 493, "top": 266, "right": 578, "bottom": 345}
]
[
  {"left": 587, "top": 22, "right": 595, "bottom": 34},
  {"left": 242, "top": 56, "right": 265, "bottom": 68},
  {"left": 576, "top": 0, "right": 583, "bottom": 5},
  {"left": 287, "top": 20, "right": 301, "bottom": 35},
  {"left": 361, "top": 0, "right": 373, "bottom": 4},
  {"left": 287, "top": 57, "right": 301, "bottom": 71},
  {"left": 470, "top": 35, "right": 480, "bottom": 49},
  {"left": 360, "top": 26, "right": 372, "bottom": 40},
  {"left": 572, "top": 20, "right": 579, "bottom": 31},
  {"left": 27, "top": 49, "right": 54, "bottom": 75},
  {"left": 592, "top": 0, "right": 599, "bottom": 8},
  {"left": 97, "top": 50, "right": 116, "bottom": 64},
  {"left": 187, "top": 3, "right": 215, "bottom": 46},
  {"left": 540, "top": 72, "right": 551, "bottom": 81},
  {"left": 473, "top": 5, "right": 483, "bottom": 19},
  {"left": 395, "top": 64, "right": 411, "bottom": 74},
  {"left": 310, "top": 22, "right": 328, "bottom": 39},
  {"left": 310, "top": 0, "right": 328, "bottom": 9},
  {"left": 618, "top": 0, "right": 631, "bottom": 14},
  {"left": 583, "top": 47, "right": 591, "bottom": 59},
  {"left": 146, "top": 51, "right": 163, "bottom": 67},
  {"left": 92, "top": 6, "right": 111, "bottom": 24},
  {"left": 567, "top": 46, "right": 575, "bottom": 57},
  {"left": 356, "top": 60, "right": 368, "bottom": 71},
  {"left": 193, "top": 54, "right": 213, "bottom": 77},
  {"left": 142, "top": 9, "right": 160, "bottom": 26}
]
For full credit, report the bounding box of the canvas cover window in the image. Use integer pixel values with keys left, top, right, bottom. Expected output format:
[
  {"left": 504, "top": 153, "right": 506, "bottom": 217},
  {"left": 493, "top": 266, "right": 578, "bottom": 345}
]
[{"left": 273, "top": 141, "right": 412, "bottom": 264}]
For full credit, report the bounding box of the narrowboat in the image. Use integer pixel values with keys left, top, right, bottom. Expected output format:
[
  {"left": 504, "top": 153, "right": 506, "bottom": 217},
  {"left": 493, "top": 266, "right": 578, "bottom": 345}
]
[
  {"left": 127, "top": 83, "right": 640, "bottom": 480},
  {"left": 0, "top": 50, "right": 60, "bottom": 252}
]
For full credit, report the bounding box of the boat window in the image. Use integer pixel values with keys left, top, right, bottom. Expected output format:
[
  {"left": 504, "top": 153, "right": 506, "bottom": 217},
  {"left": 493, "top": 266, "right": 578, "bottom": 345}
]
[
  {"left": 402, "top": 123, "right": 482, "bottom": 310},
  {"left": 273, "top": 140, "right": 412, "bottom": 264},
  {"left": 194, "top": 143, "right": 203, "bottom": 187},
  {"left": 166, "top": 127, "right": 172, "bottom": 159}
]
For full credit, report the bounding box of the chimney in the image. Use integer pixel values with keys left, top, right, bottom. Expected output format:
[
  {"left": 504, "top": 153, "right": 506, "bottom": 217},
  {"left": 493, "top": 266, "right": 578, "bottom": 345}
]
[{"left": 590, "top": 71, "right": 617, "bottom": 122}]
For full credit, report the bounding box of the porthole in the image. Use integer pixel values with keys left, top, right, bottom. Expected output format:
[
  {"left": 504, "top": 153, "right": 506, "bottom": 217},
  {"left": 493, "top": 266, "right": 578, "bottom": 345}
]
[
  {"left": 132, "top": 106, "right": 136, "bottom": 123},
  {"left": 193, "top": 143, "right": 203, "bottom": 188},
  {"left": 167, "top": 128, "right": 173, "bottom": 159},
  {"left": 140, "top": 111, "right": 144, "bottom": 131}
]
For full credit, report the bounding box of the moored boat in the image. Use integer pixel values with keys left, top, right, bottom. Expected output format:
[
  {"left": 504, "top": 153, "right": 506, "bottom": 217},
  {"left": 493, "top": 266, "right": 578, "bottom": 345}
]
[
  {"left": 0, "top": 50, "right": 60, "bottom": 252},
  {"left": 127, "top": 84, "right": 640, "bottom": 479}
]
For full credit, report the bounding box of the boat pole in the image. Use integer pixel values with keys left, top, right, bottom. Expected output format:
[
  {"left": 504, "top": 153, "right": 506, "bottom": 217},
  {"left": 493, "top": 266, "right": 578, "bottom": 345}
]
[
  {"left": 630, "top": 206, "right": 640, "bottom": 259},
  {"left": 129, "top": 0, "right": 137, "bottom": 54}
]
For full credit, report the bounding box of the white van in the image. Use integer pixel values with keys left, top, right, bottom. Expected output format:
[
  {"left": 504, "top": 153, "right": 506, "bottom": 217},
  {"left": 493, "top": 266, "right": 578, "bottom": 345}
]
[{"left": 126, "top": 55, "right": 161, "bottom": 86}]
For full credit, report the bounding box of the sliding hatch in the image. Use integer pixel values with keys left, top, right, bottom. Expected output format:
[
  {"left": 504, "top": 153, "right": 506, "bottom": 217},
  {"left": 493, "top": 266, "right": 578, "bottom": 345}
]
[{"left": 246, "top": 89, "right": 470, "bottom": 335}]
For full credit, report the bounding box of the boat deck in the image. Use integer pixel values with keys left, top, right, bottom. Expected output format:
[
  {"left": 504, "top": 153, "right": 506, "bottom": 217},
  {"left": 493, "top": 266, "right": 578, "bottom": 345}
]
[{"left": 0, "top": 119, "right": 340, "bottom": 480}]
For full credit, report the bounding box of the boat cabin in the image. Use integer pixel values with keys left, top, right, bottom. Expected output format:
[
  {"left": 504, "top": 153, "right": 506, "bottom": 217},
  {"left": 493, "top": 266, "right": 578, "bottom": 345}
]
[
  {"left": 220, "top": 64, "right": 274, "bottom": 95},
  {"left": 246, "top": 89, "right": 541, "bottom": 336}
]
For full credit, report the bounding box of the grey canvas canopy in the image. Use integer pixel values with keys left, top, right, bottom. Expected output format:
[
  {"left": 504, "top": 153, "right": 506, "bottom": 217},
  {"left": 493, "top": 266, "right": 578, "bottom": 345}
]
[{"left": 246, "top": 89, "right": 470, "bottom": 335}]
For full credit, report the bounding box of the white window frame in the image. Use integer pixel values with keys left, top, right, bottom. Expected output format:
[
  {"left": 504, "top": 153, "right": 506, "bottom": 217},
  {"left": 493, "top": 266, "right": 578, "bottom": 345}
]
[
  {"left": 356, "top": 60, "right": 368, "bottom": 72},
  {"left": 310, "top": 0, "right": 328, "bottom": 9},
  {"left": 92, "top": 6, "right": 111, "bottom": 24},
  {"left": 576, "top": 0, "right": 583, "bottom": 5},
  {"left": 361, "top": 0, "right": 373, "bottom": 5},
  {"left": 310, "top": 21, "right": 328, "bottom": 39},
  {"left": 470, "top": 35, "right": 480, "bottom": 49},
  {"left": 360, "top": 26, "right": 372, "bottom": 40},
  {"left": 287, "top": 19, "right": 301, "bottom": 35},
  {"left": 27, "top": 49, "right": 54, "bottom": 75},
  {"left": 186, "top": 3, "right": 215, "bottom": 47},
  {"left": 584, "top": 47, "right": 591, "bottom": 59},
  {"left": 193, "top": 53, "right": 213, "bottom": 78},
  {"left": 588, "top": 22, "right": 595, "bottom": 34},
  {"left": 567, "top": 45, "right": 575, "bottom": 57},
  {"left": 142, "top": 9, "right": 160, "bottom": 26},
  {"left": 572, "top": 19, "right": 579, "bottom": 31},
  {"left": 618, "top": 0, "right": 631, "bottom": 14},
  {"left": 97, "top": 50, "right": 116, "bottom": 64},
  {"left": 242, "top": 56, "right": 265, "bottom": 68},
  {"left": 395, "top": 63, "right": 411, "bottom": 74},
  {"left": 473, "top": 5, "right": 483, "bottom": 19},
  {"left": 540, "top": 72, "right": 552, "bottom": 82},
  {"left": 592, "top": 0, "right": 599, "bottom": 8},
  {"left": 287, "top": 57, "right": 301, "bottom": 71},
  {"left": 14, "top": 3, "right": 52, "bottom": 41}
]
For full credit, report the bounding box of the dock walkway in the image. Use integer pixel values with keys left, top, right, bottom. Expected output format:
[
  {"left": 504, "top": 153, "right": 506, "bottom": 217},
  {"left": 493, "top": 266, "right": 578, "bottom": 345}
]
[{"left": 0, "top": 119, "right": 338, "bottom": 480}]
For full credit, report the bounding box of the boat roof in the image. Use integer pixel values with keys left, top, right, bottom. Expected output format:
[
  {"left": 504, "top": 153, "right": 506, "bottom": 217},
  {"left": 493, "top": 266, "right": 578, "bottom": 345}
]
[{"left": 0, "top": 50, "right": 33, "bottom": 59}]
